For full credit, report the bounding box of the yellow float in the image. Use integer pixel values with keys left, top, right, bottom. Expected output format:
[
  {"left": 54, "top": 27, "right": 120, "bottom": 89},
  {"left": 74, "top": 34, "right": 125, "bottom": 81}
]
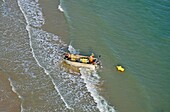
[{"left": 116, "top": 65, "right": 125, "bottom": 72}]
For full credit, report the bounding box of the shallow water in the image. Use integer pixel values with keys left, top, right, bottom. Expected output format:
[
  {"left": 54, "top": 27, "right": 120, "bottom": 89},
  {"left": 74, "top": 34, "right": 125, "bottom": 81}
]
[
  {"left": 0, "top": 70, "right": 21, "bottom": 112},
  {"left": 0, "top": 0, "right": 169, "bottom": 112},
  {"left": 0, "top": 0, "right": 114, "bottom": 111}
]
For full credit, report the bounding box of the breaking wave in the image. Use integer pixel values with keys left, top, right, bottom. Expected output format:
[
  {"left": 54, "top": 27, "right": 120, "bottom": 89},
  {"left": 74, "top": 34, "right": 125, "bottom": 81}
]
[
  {"left": 58, "top": 5, "right": 64, "bottom": 12},
  {"left": 16, "top": 0, "right": 116, "bottom": 111},
  {"left": 80, "top": 68, "right": 115, "bottom": 112},
  {"left": 68, "top": 45, "right": 115, "bottom": 112}
]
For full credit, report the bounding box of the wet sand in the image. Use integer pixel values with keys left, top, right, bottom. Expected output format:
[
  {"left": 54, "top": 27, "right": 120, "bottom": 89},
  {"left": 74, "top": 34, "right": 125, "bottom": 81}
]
[{"left": 0, "top": 70, "right": 21, "bottom": 112}]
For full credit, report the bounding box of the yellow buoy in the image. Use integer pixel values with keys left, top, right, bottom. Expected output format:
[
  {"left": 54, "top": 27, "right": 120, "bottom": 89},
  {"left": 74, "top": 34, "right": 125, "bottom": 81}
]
[{"left": 116, "top": 66, "right": 125, "bottom": 72}]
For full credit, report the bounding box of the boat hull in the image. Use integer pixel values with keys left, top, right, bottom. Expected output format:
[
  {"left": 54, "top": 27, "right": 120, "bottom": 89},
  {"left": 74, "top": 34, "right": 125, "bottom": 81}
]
[{"left": 64, "top": 59, "right": 97, "bottom": 70}]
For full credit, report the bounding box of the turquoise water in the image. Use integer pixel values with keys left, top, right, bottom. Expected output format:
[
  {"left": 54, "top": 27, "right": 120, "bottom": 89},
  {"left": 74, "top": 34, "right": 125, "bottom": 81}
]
[{"left": 61, "top": 0, "right": 170, "bottom": 112}]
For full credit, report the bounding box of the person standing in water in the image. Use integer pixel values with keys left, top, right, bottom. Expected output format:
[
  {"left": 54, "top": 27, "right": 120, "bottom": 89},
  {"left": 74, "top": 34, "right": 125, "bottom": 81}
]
[{"left": 89, "top": 53, "right": 94, "bottom": 64}]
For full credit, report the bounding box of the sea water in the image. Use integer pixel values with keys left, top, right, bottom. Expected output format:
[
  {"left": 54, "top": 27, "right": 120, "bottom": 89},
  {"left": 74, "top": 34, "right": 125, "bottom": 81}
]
[
  {"left": 0, "top": 0, "right": 169, "bottom": 112},
  {"left": 0, "top": 0, "right": 113, "bottom": 111},
  {"left": 60, "top": 0, "right": 170, "bottom": 112}
]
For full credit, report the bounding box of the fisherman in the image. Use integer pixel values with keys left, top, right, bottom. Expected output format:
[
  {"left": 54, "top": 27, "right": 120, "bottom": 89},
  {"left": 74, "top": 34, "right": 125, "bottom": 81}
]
[
  {"left": 64, "top": 53, "right": 71, "bottom": 60},
  {"left": 89, "top": 53, "right": 94, "bottom": 64}
]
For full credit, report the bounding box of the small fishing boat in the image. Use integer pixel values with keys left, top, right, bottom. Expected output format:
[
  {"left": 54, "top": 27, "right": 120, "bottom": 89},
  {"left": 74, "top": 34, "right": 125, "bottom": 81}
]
[{"left": 63, "top": 53, "right": 100, "bottom": 70}]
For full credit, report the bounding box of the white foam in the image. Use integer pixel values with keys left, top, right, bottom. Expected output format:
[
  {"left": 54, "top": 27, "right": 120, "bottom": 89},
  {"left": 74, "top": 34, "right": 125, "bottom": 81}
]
[
  {"left": 8, "top": 78, "right": 22, "bottom": 99},
  {"left": 17, "top": 0, "right": 44, "bottom": 28},
  {"left": 17, "top": 0, "right": 51, "bottom": 76},
  {"left": 50, "top": 76, "right": 74, "bottom": 110},
  {"left": 21, "top": 104, "right": 24, "bottom": 112},
  {"left": 58, "top": 5, "right": 64, "bottom": 12},
  {"left": 8, "top": 78, "right": 24, "bottom": 111},
  {"left": 17, "top": 0, "right": 115, "bottom": 111},
  {"left": 67, "top": 46, "right": 115, "bottom": 111},
  {"left": 26, "top": 25, "right": 50, "bottom": 75},
  {"left": 17, "top": 0, "right": 72, "bottom": 110},
  {"left": 68, "top": 45, "right": 79, "bottom": 54},
  {"left": 80, "top": 68, "right": 116, "bottom": 112}
]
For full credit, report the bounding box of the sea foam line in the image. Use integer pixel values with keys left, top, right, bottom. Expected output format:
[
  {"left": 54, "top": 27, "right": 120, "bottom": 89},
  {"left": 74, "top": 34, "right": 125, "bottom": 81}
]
[
  {"left": 17, "top": 0, "right": 72, "bottom": 110},
  {"left": 80, "top": 68, "right": 116, "bottom": 112},
  {"left": 8, "top": 78, "right": 24, "bottom": 112},
  {"left": 50, "top": 76, "right": 74, "bottom": 110},
  {"left": 58, "top": 0, "right": 64, "bottom": 12},
  {"left": 58, "top": 5, "right": 64, "bottom": 12}
]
